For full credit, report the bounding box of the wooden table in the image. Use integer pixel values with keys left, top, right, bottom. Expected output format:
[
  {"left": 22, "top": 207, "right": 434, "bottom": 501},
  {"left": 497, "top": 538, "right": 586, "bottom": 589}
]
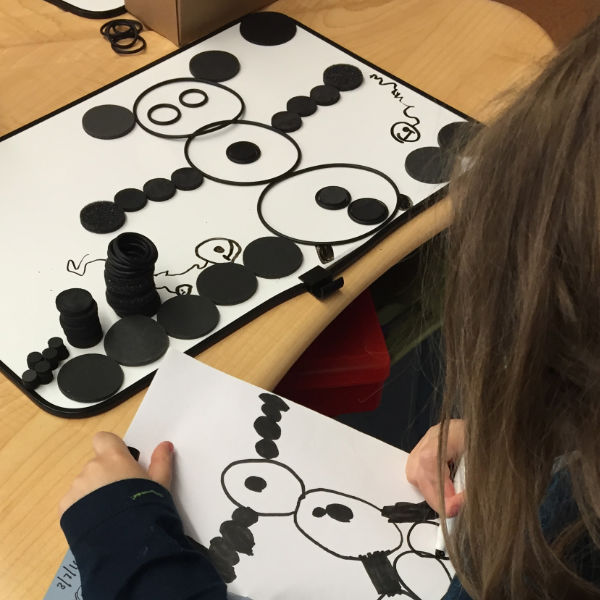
[{"left": 0, "top": 1, "right": 553, "bottom": 597}]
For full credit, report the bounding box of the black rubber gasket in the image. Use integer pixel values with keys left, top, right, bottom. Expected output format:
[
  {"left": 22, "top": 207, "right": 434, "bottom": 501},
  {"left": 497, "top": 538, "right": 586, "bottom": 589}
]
[
  {"left": 184, "top": 119, "right": 302, "bottom": 187},
  {"left": 100, "top": 19, "right": 142, "bottom": 38},
  {"left": 133, "top": 78, "right": 245, "bottom": 140},
  {"left": 147, "top": 103, "right": 182, "bottom": 126},
  {"left": 257, "top": 163, "right": 410, "bottom": 246},
  {"left": 111, "top": 35, "right": 146, "bottom": 55},
  {"left": 43, "top": 0, "right": 125, "bottom": 20},
  {"left": 179, "top": 88, "right": 209, "bottom": 108}
]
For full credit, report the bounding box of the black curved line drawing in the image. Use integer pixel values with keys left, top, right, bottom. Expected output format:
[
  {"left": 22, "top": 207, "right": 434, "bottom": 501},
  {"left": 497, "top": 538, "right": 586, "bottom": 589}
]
[{"left": 66, "top": 254, "right": 107, "bottom": 276}]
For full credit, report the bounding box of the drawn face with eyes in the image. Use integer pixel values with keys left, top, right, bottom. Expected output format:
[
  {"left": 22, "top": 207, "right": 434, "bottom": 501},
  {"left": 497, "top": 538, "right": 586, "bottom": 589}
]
[{"left": 195, "top": 238, "right": 242, "bottom": 265}]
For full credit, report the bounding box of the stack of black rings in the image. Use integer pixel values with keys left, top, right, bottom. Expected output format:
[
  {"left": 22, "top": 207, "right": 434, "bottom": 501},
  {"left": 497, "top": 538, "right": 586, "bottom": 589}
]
[{"left": 100, "top": 19, "right": 146, "bottom": 55}]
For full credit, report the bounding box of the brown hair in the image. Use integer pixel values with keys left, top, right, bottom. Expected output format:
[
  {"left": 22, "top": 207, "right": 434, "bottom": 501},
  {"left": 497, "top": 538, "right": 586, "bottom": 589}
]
[{"left": 439, "top": 16, "right": 600, "bottom": 599}]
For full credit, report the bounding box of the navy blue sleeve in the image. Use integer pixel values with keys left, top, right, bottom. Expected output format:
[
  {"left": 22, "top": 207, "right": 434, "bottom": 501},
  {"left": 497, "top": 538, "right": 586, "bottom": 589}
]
[{"left": 60, "top": 478, "right": 227, "bottom": 600}]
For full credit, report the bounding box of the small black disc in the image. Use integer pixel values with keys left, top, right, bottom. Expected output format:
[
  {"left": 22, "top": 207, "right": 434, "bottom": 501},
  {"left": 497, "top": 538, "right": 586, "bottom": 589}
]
[
  {"left": 310, "top": 84, "right": 340, "bottom": 106},
  {"left": 157, "top": 294, "right": 220, "bottom": 339},
  {"left": 114, "top": 188, "right": 147, "bottom": 212},
  {"left": 323, "top": 64, "right": 364, "bottom": 91},
  {"left": 437, "top": 120, "right": 482, "bottom": 152},
  {"left": 271, "top": 111, "right": 302, "bottom": 133},
  {"left": 240, "top": 12, "right": 297, "bottom": 46},
  {"left": 315, "top": 185, "right": 351, "bottom": 210},
  {"left": 104, "top": 316, "right": 169, "bottom": 366},
  {"left": 80, "top": 201, "right": 125, "bottom": 234},
  {"left": 226, "top": 141, "right": 262, "bottom": 164},
  {"left": 286, "top": 96, "right": 317, "bottom": 117},
  {"left": 405, "top": 146, "right": 453, "bottom": 184},
  {"left": 171, "top": 167, "right": 204, "bottom": 191},
  {"left": 82, "top": 104, "right": 136, "bottom": 140},
  {"left": 143, "top": 178, "right": 176, "bottom": 201},
  {"left": 189, "top": 50, "right": 241, "bottom": 82},
  {"left": 56, "top": 288, "right": 95, "bottom": 315},
  {"left": 196, "top": 263, "right": 258, "bottom": 306},
  {"left": 57, "top": 354, "right": 123, "bottom": 403},
  {"left": 27, "top": 351, "right": 43, "bottom": 369},
  {"left": 348, "top": 197, "right": 389, "bottom": 225},
  {"left": 243, "top": 237, "right": 303, "bottom": 279}
]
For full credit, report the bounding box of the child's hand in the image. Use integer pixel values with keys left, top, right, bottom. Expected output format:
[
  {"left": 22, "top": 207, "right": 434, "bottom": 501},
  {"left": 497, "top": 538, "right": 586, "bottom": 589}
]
[
  {"left": 405, "top": 419, "right": 465, "bottom": 517},
  {"left": 58, "top": 431, "right": 174, "bottom": 517}
]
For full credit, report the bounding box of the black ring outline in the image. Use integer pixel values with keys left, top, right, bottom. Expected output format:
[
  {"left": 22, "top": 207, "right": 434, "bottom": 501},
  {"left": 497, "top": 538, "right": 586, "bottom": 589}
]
[
  {"left": 221, "top": 458, "right": 306, "bottom": 517},
  {"left": 100, "top": 19, "right": 143, "bottom": 39},
  {"left": 147, "top": 103, "right": 182, "bottom": 126},
  {"left": 257, "top": 163, "right": 412, "bottom": 246},
  {"left": 184, "top": 119, "right": 302, "bottom": 187},
  {"left": 111, "top": 35, "right": 147, "bottom": 55},
  {"left": 179, "top": 88, "right": 209, "bottom": 108},
  {"left": 133, "top": 78, "right": 245, "bottom": 140},
  {"left": 293, "top": 488, "right": 403, "bottom": 560}
]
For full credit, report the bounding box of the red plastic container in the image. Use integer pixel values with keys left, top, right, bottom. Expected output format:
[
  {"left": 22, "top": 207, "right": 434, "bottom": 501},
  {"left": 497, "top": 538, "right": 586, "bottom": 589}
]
[{"left": 274, "top": 289, "right": 390, "bottom": 416}]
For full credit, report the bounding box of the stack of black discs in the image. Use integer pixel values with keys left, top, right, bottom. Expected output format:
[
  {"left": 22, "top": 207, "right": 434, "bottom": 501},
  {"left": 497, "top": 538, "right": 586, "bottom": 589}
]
[
  {"left": 56, "top": 289, "right": 103, "bottom": 348},
  {"left": 104, "top": 232, "right": 160, "bottom": 317}
]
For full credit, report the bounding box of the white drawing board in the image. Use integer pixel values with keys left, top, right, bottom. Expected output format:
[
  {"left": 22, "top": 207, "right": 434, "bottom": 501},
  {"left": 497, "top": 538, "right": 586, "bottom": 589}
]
[
  {"left": 0, "top": 13, "right": 471, "bottom": 417},
  {"left": 43, "top": 0, "right": 125, "bottom": 19}
]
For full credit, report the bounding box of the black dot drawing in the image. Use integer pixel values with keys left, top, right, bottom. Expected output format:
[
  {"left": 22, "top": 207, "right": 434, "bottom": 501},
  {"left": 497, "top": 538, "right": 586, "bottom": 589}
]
[{"left": 245, "top": 476, "right": 267, "bottom": 492}]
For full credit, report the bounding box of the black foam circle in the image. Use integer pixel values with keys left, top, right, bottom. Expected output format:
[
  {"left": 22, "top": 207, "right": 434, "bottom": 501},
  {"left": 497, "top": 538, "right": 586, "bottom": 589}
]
[
  {"left": 143, "top": 178, "right": 176, "bottom": 201},
  {"left": 286, "top": 96, "right": 317, "bottom": 117},
  {"left": 310, "top": 84, "right": 340, "bottom": 106},
  {"left": 82, "top": 104, "right": 135, "bottom": 140},
  {"left": 323, "top": 64, "right": 364, "bottom": 91},
  {"left": 437, "top": 120, "right": 482, "bottom": 152},
  {"left": 271, "top": 111, "right": 302, "bottom": 133},
  {"left": 104, "top": 316, "right": 169, "bottom": 366},
  {"left": 348, "top": 197, "right": 389, "bottom": 225},
  {"left": 114, "top": 188, "right": 147, "bottom": 212},
  {"left": 80, "top": 201, "right": 126, "bottom": 234},
  {"left": 171, "top": 167, "right": 204, "bottom": 191},
  {"left": 240, "top": 12, "right": 297, "bottom": 46},
  {"left": 189, "top": 50, "right": 241, "bottom": 82},
  {"left": 405, "top": 146, "right": 452, "bottom": 184},
  {"left": 57, "top": 353, "right": 124, "bottom": 403},
  {"left": 226, "top": 141, "right": 262, "bottom": 164},
  {"left": 157, "top": 295, "right": 220, "bottom": 340},
  {"left": 243, "top": 236, "right": 303, "bottom": 279},
  {"left": 315, "top": 185, "right": 351, "bottom": 210},
  {"left": 196, "top": 263, "right": 258, "bottom": 306},
  {"left": 56, "top": 288, "right": 94, "bottom": 315}
]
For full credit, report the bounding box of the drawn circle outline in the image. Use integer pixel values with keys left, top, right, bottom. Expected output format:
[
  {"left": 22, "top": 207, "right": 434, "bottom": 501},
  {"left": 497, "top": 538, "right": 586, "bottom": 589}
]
[
  {"left": 147, "top": 103, "right": 182, "bottom": 126},
  {"left": 179, "top": 88, "right": 209, "bottom": 108}
]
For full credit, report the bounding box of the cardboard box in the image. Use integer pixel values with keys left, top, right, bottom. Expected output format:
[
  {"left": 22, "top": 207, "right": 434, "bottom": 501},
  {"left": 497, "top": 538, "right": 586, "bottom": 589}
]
[{"left": 125, "top": 0, "right": 273, "bottom": 46}]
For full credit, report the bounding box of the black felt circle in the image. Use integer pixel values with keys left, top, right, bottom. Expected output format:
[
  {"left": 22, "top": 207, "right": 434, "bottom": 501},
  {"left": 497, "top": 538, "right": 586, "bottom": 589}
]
[
  {"left": 104, "top": 316, "right": 169, "bottom": 366},
  {"left": 82, "top": 104, "right": 136, "bottom": 140},
  {"left": 147, "top": 103, "right": 182, "bottom": 126},
  {"left": 114, "top": 188, "right": 147, "bottom": 212},
  {"left": 179, "top": 88, "right": 209, "bottom": 108},
  {"left": 286, "top": 96, "right": 317, "bottom": 117},
  {"left": 171, "top": 167, "right": 204, "bottom": 191},
  {"left": 243, "top": 236, "right": 303, "bottom": 279},
  {"left": 437, "top": 121, "right": 480, "bottom": 151},
  {"left": 143, "top": 178, "right": 176, "bottom": 201},
  {"left": 57, "top": 353, "right": 124, "bottom": 403},
  {"left": 189, "top": 50, "right": 241, "bottom": 82},
  {"left": 405, "top": 146, "right": 452, "bottom": 184},
  {"left": 310, "top": 84, "right": 340, "bottom": 106},
  {"left": 56, "top": 288, "right": 94, "bottom": 315},
  {"left": 196, "top": 263, "right": 258, "bottom": 306},
  {"left": 80, "top": 201, "right": 126, "bottom": 234},
  {"left": 240, "top": 12, "right": 297, "bottom": 46},
  {"left": 348, "top": 197, "right": 389, "bottom": 225},
  {"left": 323, "top": 64, "right": 364, "bottom": 91},
  {"left": 315, "top": 185, "right": 351, "bottom": 210},
  {"left": 271, "top": 111, "right": 302, "bottom": 133},
  {"left": 226, "top": 140, "right": 262, "bottom": 164},
  {"left": 157, "top": 295, "right": 220, "bottom": 340}
]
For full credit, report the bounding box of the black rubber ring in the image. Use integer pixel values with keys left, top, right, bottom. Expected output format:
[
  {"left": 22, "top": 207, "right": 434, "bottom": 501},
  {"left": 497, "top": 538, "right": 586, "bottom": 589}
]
[
  {"left": 111, "top": 35, "right": 147, "bottom": 55},
  {"left": 179, "top": 88, "right": 209, "bottom": 108},
  {"left": 147, "top": 103, "right": 182, "bottom": 126}
]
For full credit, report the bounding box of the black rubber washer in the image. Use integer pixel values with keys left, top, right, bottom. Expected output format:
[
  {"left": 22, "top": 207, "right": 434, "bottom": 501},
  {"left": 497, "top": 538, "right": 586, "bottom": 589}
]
[
  {"left": 57, "top": 354, "right": 124, "bottom": 403},
  {"left": 147, "top": 103, "right": 182, "bottom": 126},
  {"left": 179, "top": 89, "right": 209, "bottom": 108},
  {"left": 171, "top": 167, "right": 204, "bottom": 191},
  {"left": 239, "top": 12, "right": 297, "bottom": 46},
  {"left": 323, "top": 64, "right": 364, "bottom": 91},
  {"left": 143, "top": 178, "right": 176, "bottom": 202},
  {"left": 226, "top": 141, "right": 262, "bottom": 164},
  {"left": 405, "top": 146, "right": 453, "bottom": 184},
  {"left": 82, "top": 104, "right": 136, "bottom": 140},
  {"left": 310, "top": 84, "right": 340, "bottom": 106},
  {"left": 348, "top": 197, "right": 390, "bottom": 225},
  {"left": 271, "top": 111, "right": 302, "bottom": 133},
  {"left": 315, "top": 185, "right": 351, "bottom": 210},
  {"left": 242, "top": 237, "right": 303, "bottom": 279},
  {"left": 157, "top": 294, "right": 220, "bottom": 339},
  {"left": 114, "top": 188, "right": 147, "bottom": 212},
  {"left": 111, "top": 35, "right": 146, "bottom": 55},
  {"left": 189, "top": 50, "right": 241, "bottom": 82},
  {"left": 286, "top": 96, "right": 317, "bottom": 117},
  {"left": 80, "top": 201, "right": 126, "bottom": 234},
  {"left": 104, "top": 316, "right": 169, "bottom": 366},
  {"left": 196, "top": 263, "right": 258, "bottom": 306}
]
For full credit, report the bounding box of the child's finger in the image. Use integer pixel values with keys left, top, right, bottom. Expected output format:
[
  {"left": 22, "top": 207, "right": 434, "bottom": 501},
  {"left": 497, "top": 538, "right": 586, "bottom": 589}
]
[
  {"left": 147, "top": 441, "right": 174, "bottom": 490},
  {"left": 92, "top": 431, "right": 131, "bottom": 458},
  {"left": 445, "top": 491, "right": 465, "bottom": 518}
]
